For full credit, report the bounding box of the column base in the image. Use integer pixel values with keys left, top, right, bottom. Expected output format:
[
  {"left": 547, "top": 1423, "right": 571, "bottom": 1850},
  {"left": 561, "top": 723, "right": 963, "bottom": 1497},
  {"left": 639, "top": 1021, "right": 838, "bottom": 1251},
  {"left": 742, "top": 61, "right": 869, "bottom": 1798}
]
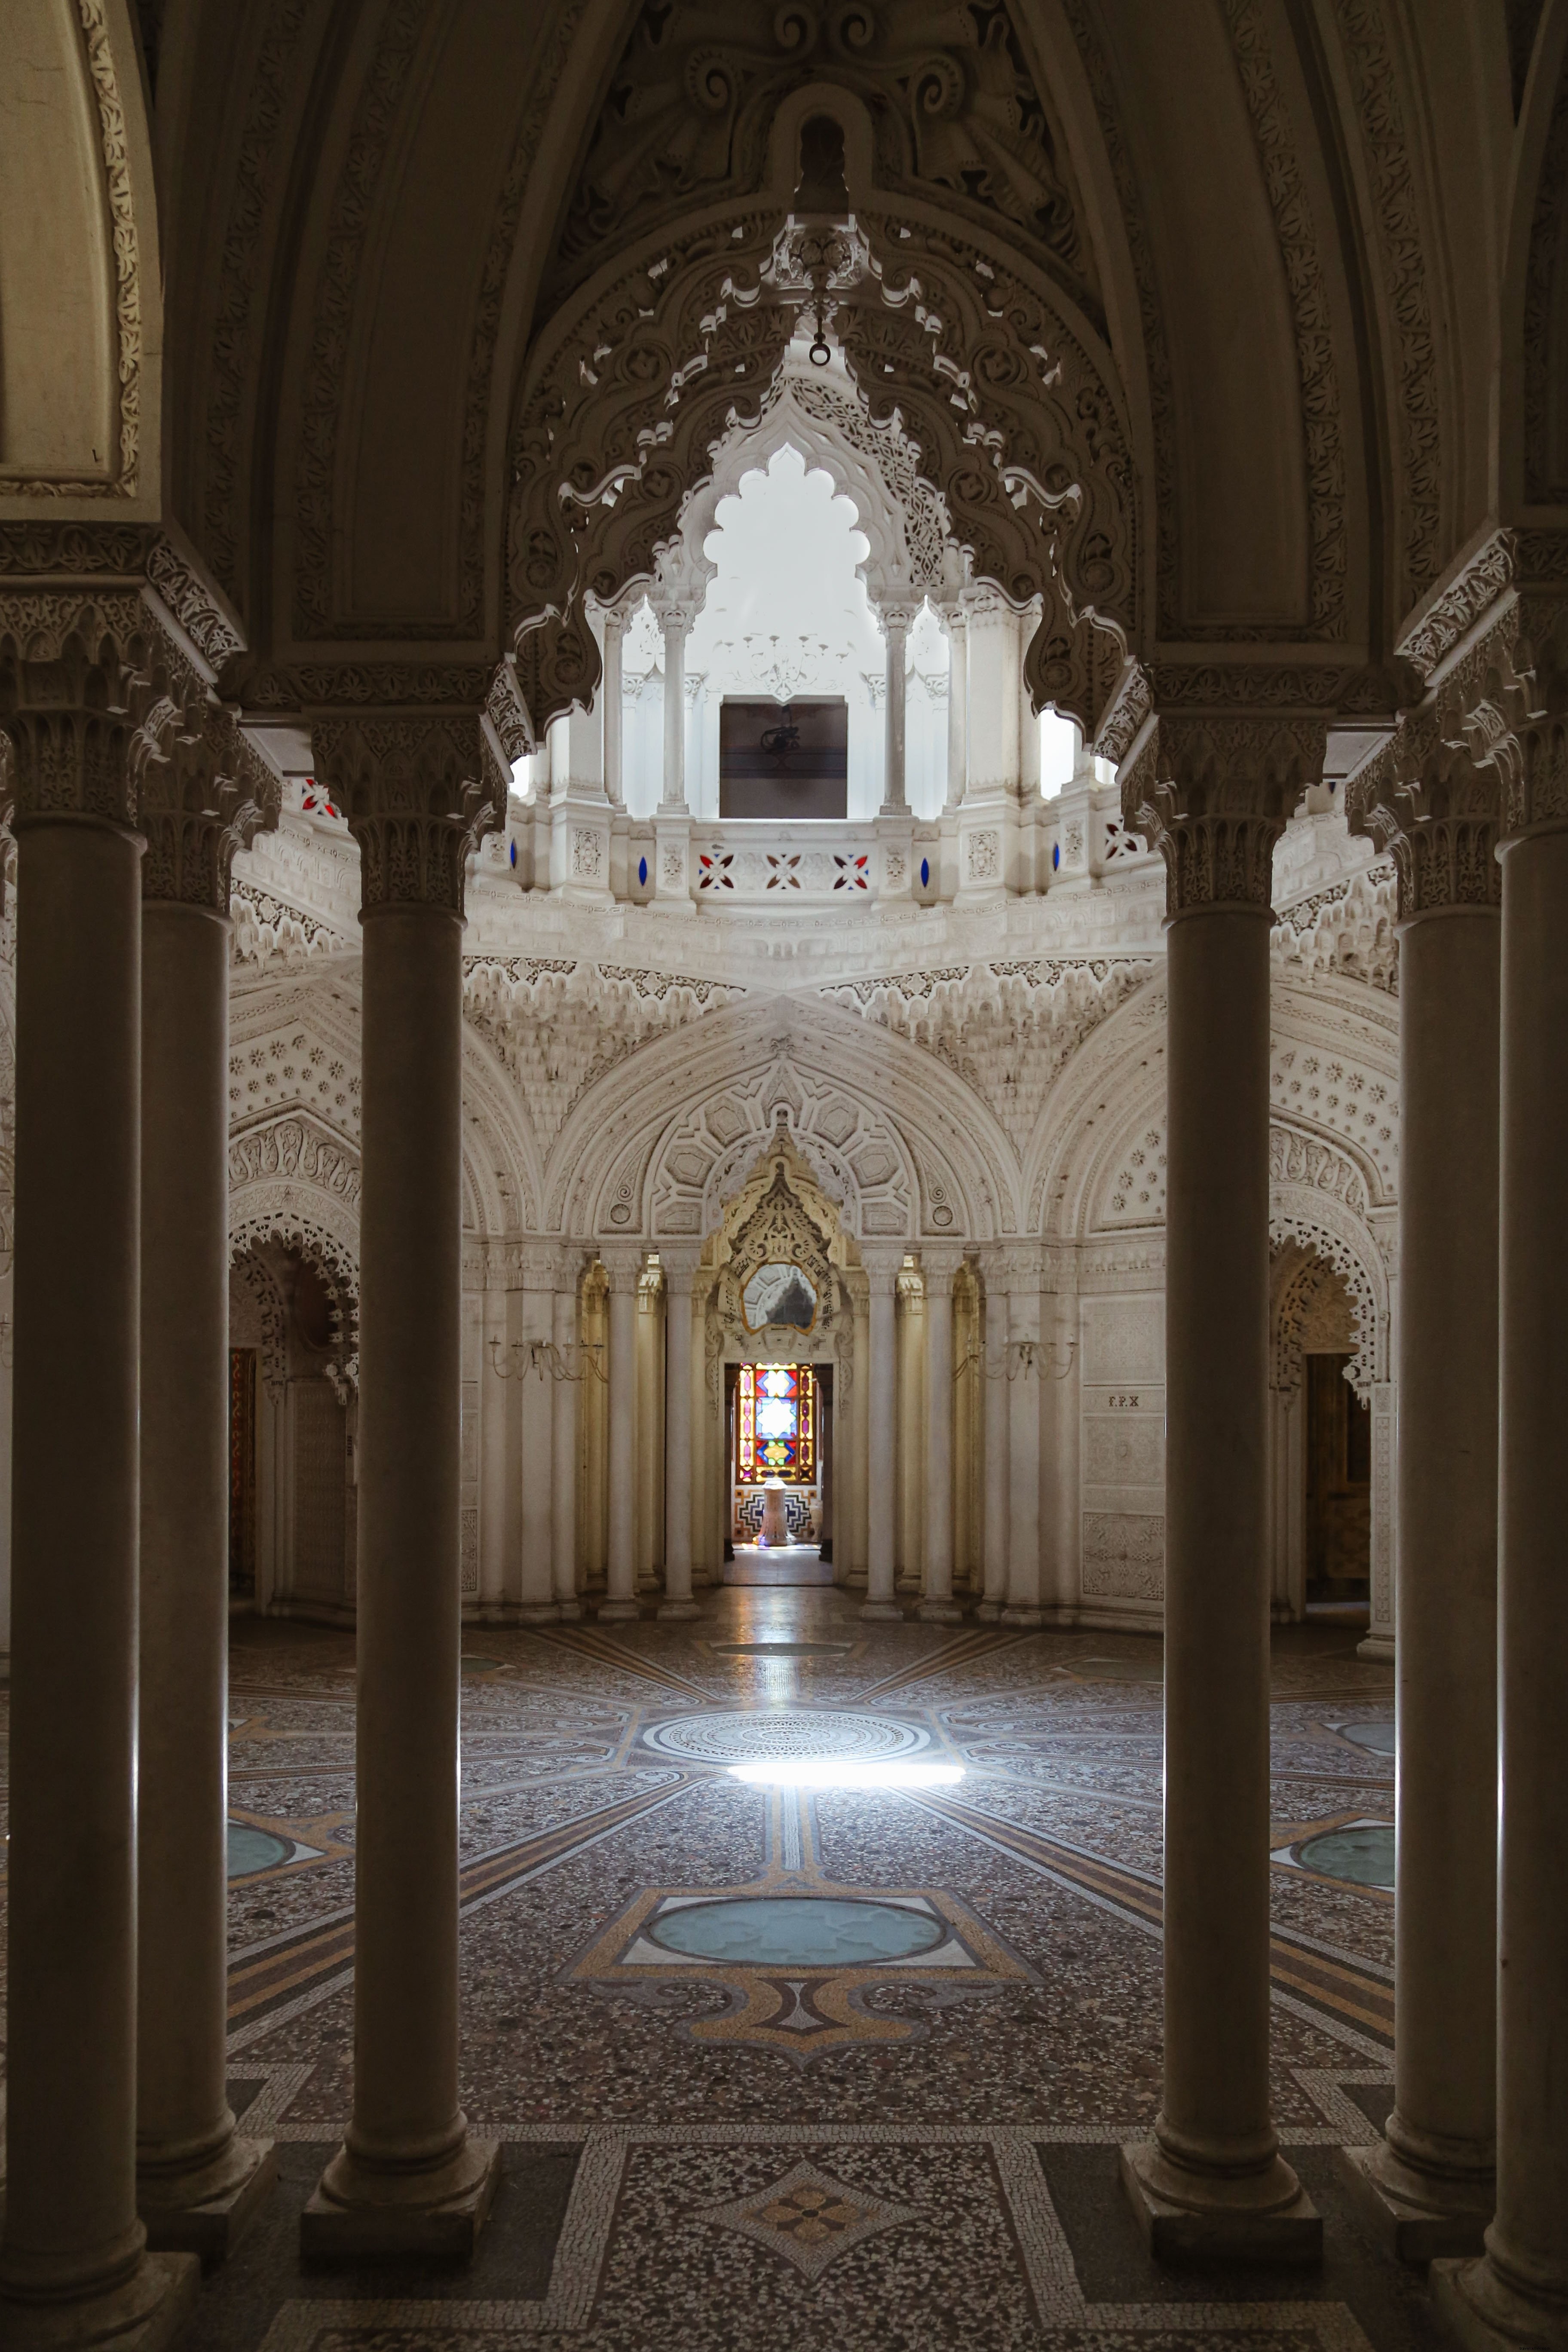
[
  {"left": 974, "top": 1599, "right": 1004, "bottom": 1622},
  {"left": 302, "top": 2138, "right": 501, "bottom": 2263},
  {"left": 860, "top": 1599, "right": 903, "bottom": 1622},
  {"left": 0, "top": 2253, "right": 199, "bottom": 2352},
  {"left": 595, "top": 1599, "right": 640, "bottom": 1623},
  {"left": 916, "top": 1601, "right": 964, "bottom": 1624},
  {"left": 657, "top": 1599, "right": 701, "bottom": 1620},
  {"left": 1338, "top": 2144, "right": 1492, "bottom": 2264},
  {"left": 1000, "top": 1605, "right": 1044, "bottom": 1629},
  {"left": 1433, "top": 2255, "right": 1568, "bottom": 2350},
  {"left": 1357, "top": 1634, "right": 1397, "bottom": 1663},
  {"left": 1119, "top": 2142, "right": 1321, "bottom": 2267},
  {"left": 555, "top": 1599, "right": 583, "bottom": 1621},
  {"left": 514, "top": 1603, "right": 560, "bottom": 1626},
  {"left": 140, "top": 2135, "right": 278, "bottom": 2266}
]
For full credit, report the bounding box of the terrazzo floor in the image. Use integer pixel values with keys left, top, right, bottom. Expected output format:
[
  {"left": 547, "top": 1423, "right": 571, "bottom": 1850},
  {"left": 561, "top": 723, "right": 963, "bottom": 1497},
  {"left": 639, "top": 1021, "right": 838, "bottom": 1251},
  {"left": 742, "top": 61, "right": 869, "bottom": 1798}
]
[{"left": 5, "top": 1591, "right": 1449, "bottom": 2349}]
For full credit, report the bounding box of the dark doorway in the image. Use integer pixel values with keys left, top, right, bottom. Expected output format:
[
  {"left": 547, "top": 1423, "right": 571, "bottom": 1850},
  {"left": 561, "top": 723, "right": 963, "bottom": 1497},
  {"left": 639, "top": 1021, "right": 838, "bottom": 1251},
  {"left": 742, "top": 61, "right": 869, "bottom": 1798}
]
[{"left": 1304, "top": 1351, "right": 1371, "bottom": 1604}]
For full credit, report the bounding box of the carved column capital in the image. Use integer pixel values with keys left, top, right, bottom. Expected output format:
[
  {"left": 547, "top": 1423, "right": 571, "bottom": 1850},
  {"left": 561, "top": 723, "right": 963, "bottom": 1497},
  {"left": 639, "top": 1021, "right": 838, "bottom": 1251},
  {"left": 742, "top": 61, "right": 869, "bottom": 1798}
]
[
  {"left": 311, "top": 713, "right": 503, "bottom": 916},
  {"left": 597, "top": 1246, "right": 646, "bottom": 1294},
  {"left": 140, "top": 708, "right": 283, "bottom": 912},
  {"left": 656, "top": 1244, "right": 702, "bottom": 1295},
  {"left": 859, "top": 1243, "right": 903, "bottom": 1296},
  {"left": 1344, "top": 710, "right": 1502, "bottom": 921},
  {"left": 1120, "top": 711, "right": 1325, "bottom": 917},
  {"left": 0, "top": 588, "right": 166, "bottom": 831}
]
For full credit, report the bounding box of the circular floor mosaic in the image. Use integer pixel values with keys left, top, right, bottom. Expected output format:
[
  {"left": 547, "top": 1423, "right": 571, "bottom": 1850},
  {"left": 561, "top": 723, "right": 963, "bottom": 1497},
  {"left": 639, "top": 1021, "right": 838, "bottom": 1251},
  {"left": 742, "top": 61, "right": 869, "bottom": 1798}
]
[
  {"left": 227, "top": 1822, "right": 292, "bottom": 1879},
  {"left": 648, "top": 1896, "right": 944, "bottom": 1967},
  {"left": 1294, "top": 1823, "right": 1395, "bottom": 1888},
  {"left": 643, "top": 1709, "right": 927, "bottom": 1764}
]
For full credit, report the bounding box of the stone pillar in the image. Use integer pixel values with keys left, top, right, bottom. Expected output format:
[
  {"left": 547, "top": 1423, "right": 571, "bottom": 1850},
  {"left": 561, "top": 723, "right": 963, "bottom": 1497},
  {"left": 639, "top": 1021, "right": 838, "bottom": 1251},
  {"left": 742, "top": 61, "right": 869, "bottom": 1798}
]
[
  {"left": 1433, "top": 708, "right": 1568, "bottom": 2348},
  {"left": 516, "top": 1247, "right": 560, "bottom": 1624},
  {"left": 137, "top": 714, "right": 280, "bottom": 2260},
  {"left": 552, "top": 1271, "right": 582, "bottom": 1619},
  {"left": 0, "top": 595, "right": 199, "bottom": 2347},
  {"left": 602, "top": 609, "right": 625, "bottom": 807},
  {"left": 302, "top": 713, "right": 503, "bottom": 2258},
  {"left": 660, "top": 614, "right": 687, "bottom": 811},
  {"left": 1118, "top": 713, "right": 1319, "bottom": 2260},
  {"left": 660, "top": 1250, "right": 700, "bottom": 1619},
  {"left": 479, "top": 1275, "right": 509, "bottom": 1615},
  {"left": 599, "top": 1249, "right": 642, "bottom": 1620},
  {"left": 945, "top": 605, "right": 968, "bottom": 809},
  {"left": 1001, "top": 1251, "right": 1043, "bottom": 1628},
  {"left": 861, "top": 1250, "right": 901, "bottom": 1619},
  {"left": 1343, "top": 751, "right": 1500, "bottom": 2258},
  {"left": 920, "top": 1247, "right": 963, "bottom": 1623},
  {"left": 979, "top": 1265, "right": 1010, "bottom": 1621},
  {"left": 880, "top": 605, "right": 916, "bottom": 815}
]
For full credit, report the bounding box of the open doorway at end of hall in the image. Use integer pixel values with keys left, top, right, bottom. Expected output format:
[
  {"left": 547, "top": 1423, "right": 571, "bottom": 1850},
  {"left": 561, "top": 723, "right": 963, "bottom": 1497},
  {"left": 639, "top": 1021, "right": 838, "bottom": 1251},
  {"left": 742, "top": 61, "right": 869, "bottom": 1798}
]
[
  {"left": 1304, "top": 1351, "right": 1372, "bottom": 1614},
  {"left": 723, "top": 1360, "right": 834, "bottom": 1586}
]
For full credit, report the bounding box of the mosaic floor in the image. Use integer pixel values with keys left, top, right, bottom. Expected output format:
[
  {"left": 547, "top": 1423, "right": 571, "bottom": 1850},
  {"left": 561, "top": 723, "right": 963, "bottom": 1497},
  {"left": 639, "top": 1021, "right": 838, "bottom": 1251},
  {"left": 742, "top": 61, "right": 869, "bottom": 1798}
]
[{"left": 4, "top": 1592, "right": 1450, "bottom": 2349}]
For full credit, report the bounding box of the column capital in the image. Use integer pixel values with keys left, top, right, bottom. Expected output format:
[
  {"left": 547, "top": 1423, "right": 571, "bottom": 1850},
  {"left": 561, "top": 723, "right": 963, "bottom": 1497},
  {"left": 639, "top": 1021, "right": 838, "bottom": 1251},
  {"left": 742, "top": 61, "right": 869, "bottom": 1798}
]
[
  {"left": 919, "top": 1242, "right": 967, "bottom": 1286},
  {"left": 0, "top": 586, "right": 166, "bottom": 832},
  {"left": 597, "top": 1245, "right": 645, "bottom": 1293},
  {"left": 879, "top": 600, "right": 920, "bottom": 637},
  {"left": 1120, "top": 705, "right": 1326, "bottom": 916},
  {"left": 140, "top": 706, "right": 282, "bottom": 912},
  {"left": 311, "top": 712, "right": 504, "bottom": 916},
  {"left": 1344, "top": 705, "right": 1502, "bottom": 921},
  {"left": 859, "top": 1243, "right": 904, "bottom": 1296},
  {"left": 655, "top": 1244, "right": 702, "bottom": 1293}
]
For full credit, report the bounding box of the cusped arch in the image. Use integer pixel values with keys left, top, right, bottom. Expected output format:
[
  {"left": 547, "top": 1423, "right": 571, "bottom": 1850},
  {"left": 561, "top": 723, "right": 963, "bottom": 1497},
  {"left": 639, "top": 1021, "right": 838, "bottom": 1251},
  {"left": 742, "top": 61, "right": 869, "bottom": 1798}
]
[{"left": 507, "top": 80, "right": 1137, "bottom": 743}]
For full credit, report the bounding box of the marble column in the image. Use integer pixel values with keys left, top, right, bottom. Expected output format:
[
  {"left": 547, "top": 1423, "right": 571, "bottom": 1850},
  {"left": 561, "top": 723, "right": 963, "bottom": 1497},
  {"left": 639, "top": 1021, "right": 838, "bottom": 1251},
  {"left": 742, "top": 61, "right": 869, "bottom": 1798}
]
[
  {"left": 0, "top": 593, "right": 197, "bottom": 2348},
  {"left": 1434, "top": 754, "right": 1568, "bottom": 2348},
  {"left": 552, "top": 1271, "right": 582, "bottom": 1619},
  {"left": 979, "top": 1266, "right": 1010, "bottom": 1621},
  {"left": 660, "top": 1250, "right": 700, "bottom": 1619},
  {"left": 137, "top": 724, "right": 280, "bottom": 2260},
  {"left": 1343, "top": 767, "right": 1500, "bottom": 2258},
  {"left": 516, "top": 1248, "right": 560, "bottom": 1625},
  {"left": 861, "top": 1250, "right": 901, "bottom": 1619},
  {"left": 880, "top": 606, "right": 916, "bottom": 815},
  {"left": 1118, "top": 724, "right": 1318, "bottom": 2260},
  {"left": 945, "top": 605, "right": 968, "bottom": 809},
  {"left": 920, "top": 1248, "right": 963, "bottom": 1623},
  {"left": 602, "top": 609, "right": 625, "bottom": 807},
  {"left": 599, "top": 1250, "right": 642, "bottom": 1620},
  {"left": 1001, "top": 1253, "right": 1043, "bottom": 1628},
  {"left": 302, "top": 714, "right": 503, "bottom": 2258},
  {"left": 660, "top": 615, "right": 687, "bottom": 810}
]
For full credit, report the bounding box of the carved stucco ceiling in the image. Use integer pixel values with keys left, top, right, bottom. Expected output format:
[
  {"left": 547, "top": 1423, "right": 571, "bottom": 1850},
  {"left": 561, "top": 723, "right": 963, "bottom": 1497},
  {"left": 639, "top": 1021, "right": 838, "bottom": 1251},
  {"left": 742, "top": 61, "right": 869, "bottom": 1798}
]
[{"left": 549, "top": 1, "right": 1098, "bottom": 315}]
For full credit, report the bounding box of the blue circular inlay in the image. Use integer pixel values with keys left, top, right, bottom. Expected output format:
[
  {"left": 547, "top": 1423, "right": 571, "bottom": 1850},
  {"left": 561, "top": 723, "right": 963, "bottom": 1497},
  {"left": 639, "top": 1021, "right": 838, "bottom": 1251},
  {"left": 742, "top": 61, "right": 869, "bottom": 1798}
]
[
  {"left": 1294, "top": 1825, "right": 1394, "bottom": 1889},
  {"left": 639, "top": 854, "right": 649, "bottom": 887},
  {"left": 920, "top": 857, "right": 930, "bottom": 888},
  {"left": 1052, "top": 842, "right": 1061, "bottom": 870},
  {"left": 227, "top": 1822, "right": 292, "bottom": 1880},
  {"left": 1338, "top": 1720, "right": 1396, "bottom": 1756},
  {"left": 647, "top": 1896, "right": 944, "bottom": 1966}
]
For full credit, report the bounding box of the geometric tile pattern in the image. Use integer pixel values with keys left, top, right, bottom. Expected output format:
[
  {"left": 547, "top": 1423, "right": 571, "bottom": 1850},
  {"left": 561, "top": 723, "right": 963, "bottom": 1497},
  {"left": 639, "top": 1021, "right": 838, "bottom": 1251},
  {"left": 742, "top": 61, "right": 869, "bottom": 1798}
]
[{"left": 695, "top": 2156, "right": 920, "bottom": 2278}]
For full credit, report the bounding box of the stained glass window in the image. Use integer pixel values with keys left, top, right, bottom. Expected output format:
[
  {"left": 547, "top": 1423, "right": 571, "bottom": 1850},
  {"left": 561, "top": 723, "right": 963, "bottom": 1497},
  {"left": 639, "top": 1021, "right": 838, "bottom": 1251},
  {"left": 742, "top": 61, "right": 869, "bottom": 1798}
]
[{"left": 735, "top": 1363, "right": 816, "bottom": 1484}]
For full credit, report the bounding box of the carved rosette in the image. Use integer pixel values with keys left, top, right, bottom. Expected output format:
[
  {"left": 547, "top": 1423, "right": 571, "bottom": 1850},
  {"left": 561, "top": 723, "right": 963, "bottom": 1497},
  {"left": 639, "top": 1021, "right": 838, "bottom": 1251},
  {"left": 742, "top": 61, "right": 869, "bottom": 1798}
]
[
  {"left": 1121, "top": 713, "right": 1325, "bottom": 916},
  {"left": 0, "top": 589, "right": 165, "bottom": 830},
  {"left": 311, "top": 715, "right": 504, "bottom": 915}
]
